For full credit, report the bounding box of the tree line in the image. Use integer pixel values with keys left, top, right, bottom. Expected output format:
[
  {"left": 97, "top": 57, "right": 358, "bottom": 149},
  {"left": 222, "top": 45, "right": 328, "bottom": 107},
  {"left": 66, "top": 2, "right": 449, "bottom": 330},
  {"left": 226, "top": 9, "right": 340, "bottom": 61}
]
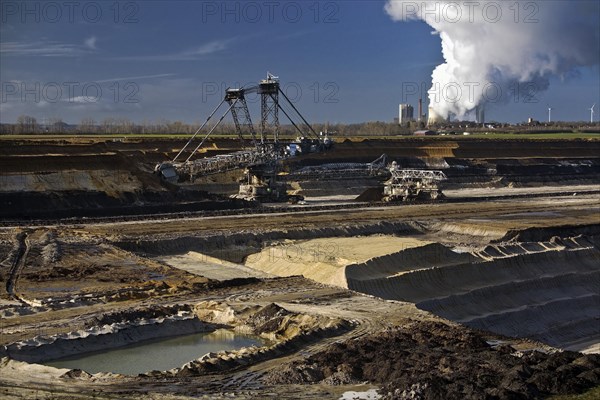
[
  {"left": 0, "top": 115, "right": 597, "bottom": 136},
  {"left": 0, "top": 115, "right": 422, "bottom": 136}
]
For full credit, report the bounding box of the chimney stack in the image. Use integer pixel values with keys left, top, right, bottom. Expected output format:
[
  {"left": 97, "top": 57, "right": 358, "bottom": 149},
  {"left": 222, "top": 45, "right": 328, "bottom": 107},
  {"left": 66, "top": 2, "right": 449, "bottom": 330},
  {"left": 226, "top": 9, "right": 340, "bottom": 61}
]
[{"left": 418, "top": 98, "right": 423, "bottom": 122}]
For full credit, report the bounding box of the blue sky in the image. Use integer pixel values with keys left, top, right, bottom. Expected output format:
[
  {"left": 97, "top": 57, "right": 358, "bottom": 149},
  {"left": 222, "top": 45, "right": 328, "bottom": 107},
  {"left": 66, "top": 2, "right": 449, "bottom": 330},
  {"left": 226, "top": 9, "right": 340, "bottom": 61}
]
[{"left": 1, "top": 0, "right": 599, "bottom": 124}]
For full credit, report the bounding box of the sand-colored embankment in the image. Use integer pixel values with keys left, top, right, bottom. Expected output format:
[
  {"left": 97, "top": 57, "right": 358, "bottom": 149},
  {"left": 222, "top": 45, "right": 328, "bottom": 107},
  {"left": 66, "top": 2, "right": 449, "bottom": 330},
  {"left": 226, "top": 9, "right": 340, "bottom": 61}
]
[
  {"left": 244, "top": 235, "right": 433, "bottom": 287},
  {"left": 246, "top": 234, "right": 599, "bottom": 352},
  {"left": 158, "top": 251, "right": 273, "bottom": 281},
  {"left": 119, "top": 221, "right": 422, "bottom": 262}
]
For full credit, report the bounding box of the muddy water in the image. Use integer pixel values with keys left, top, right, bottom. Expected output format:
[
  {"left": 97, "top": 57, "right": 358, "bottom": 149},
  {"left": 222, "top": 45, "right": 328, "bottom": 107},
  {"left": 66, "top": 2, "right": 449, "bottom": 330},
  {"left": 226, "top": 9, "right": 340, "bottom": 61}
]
[{"left": 46, "top": 329, "right": 264, "bottom": 375}]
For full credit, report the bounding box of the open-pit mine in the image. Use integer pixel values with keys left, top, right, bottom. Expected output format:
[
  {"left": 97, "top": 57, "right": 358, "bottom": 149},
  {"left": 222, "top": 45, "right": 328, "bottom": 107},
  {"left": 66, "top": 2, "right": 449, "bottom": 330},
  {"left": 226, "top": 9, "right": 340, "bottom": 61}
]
[{"left": 1, "top": 136, "right": 599, "bottom": 399}]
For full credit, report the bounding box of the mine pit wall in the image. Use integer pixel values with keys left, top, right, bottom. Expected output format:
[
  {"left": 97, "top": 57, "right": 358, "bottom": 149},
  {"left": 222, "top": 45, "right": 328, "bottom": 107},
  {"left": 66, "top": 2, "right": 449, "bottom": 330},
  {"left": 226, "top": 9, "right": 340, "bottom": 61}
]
[
  {"left": 116, "top": 221, "right": 423, "bottom": 263},
  {"left": 1, "top": 139, "right": 600, "bottom": 215},
  {"left": 345, "top": 242, "right": 600, "bottom": 352},
  {"left": 328, "top": 139, "right": 600, "bottom": 159},
  {"left": 0, "top": 190, "right": 250, "bottom": 219},
  {"left": 289, "top": 157, "right": 600, "bottom": 198},
  {"left": 0, "top": 152, "right": 250, "bottom": 219},
  {"left": 344, "top": 243, "right": 478, "bottom": 282},
  {"left": 495, "top": 224, "right": 600, "bottom": 243},
  {"left": 346, "top": 246, "right": 598, "bottom": 301},
  {"left": 0, "top": 144, "right": 250, "bottom": 218},
  {"left": 282, "top": 140, "right": 600, "bottom": 197},
  {"left": 117, "top": 220, "right": 600, "bottom": 352}
]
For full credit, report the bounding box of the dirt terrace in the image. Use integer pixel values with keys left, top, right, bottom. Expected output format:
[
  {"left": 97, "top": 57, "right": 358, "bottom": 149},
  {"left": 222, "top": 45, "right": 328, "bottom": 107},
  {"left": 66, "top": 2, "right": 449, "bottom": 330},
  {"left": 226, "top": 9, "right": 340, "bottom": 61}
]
[{"left": 1, "top": 137, "right": 599, "bottom": 217}]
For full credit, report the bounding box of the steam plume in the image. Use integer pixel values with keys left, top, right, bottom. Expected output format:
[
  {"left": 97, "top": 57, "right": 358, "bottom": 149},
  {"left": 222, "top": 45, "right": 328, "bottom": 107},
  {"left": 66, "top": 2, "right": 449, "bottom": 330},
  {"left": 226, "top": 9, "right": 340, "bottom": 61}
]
[{"left": 385, "top": 1, "right": 600, "bottom": 119}]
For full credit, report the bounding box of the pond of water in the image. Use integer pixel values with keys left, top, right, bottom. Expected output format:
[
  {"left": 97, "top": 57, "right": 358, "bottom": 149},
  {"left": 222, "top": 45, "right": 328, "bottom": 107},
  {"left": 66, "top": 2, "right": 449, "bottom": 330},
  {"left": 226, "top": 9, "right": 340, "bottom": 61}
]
[{"left": 46, "top": 329, "right": 264, "bottom": 375}]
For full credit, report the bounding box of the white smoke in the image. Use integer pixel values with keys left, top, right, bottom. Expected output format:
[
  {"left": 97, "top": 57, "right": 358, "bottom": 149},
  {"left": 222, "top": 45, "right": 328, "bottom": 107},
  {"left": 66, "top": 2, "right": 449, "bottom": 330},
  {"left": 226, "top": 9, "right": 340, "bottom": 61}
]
[{"left": 385, "top": 1, "right": 600, "bottom": 119}]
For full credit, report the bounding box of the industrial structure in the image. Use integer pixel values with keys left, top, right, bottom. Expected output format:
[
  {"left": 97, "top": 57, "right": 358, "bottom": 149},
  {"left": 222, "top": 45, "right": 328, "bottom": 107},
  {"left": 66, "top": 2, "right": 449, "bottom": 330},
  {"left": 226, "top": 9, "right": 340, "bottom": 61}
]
[
  {"left": 282, "top": 153, "right": 448, "bottom": 203},
  {"left": 236, "top": 163, "right": 303, "bottom": 203},
  {"left": 476, "top": 105, "right": 485, "bottom": 125},
  {"left": 382, "top": 161, "right": 447, "bottom": 202},
  {"left": 155, "top": 73, "right": 449, "bottom": 205},
  {"left": 286, "top": 154, "right": 389, "bottom": 181},
  {"left": 399, "top": 104, "right": 414, "bottom": 124}
]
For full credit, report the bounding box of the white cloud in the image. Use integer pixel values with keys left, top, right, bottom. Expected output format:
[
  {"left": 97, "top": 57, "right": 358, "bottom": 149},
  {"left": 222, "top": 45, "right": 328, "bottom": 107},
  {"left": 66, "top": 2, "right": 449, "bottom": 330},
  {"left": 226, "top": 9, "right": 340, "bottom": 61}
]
[
  {"left": 84, "top": 36, "right": 97, "bottom": 50},
  {"left": 0, "top": 77, "right": 212, "bottom": 123},
  {"left": 94, "top": 73, "right": 176, "bottom": 83},
  {"left": 118, "top": 38, "right": 235, "bottom": 61},
  {"left": 0, "top": 40, "right": 94, "bottom": 57},
  {"left": 181, "top": 40, "right": 230, "bottom": 57},
  {"left": 69, "top": 96, "right": 99, "bottom": 104}
]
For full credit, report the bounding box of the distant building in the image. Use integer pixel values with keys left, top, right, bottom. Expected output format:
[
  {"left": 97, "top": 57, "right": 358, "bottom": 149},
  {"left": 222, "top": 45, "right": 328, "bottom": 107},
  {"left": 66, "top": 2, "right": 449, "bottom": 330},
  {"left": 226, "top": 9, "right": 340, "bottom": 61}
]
[
  {"left": 399, "top": 104, "right": 414, "bottom": 124},
  {"left": 476, "top": 106, "right": 485, "bottom": 124},
  {"left": 414, "top": 130, "right": 437, "bottom": 136}
]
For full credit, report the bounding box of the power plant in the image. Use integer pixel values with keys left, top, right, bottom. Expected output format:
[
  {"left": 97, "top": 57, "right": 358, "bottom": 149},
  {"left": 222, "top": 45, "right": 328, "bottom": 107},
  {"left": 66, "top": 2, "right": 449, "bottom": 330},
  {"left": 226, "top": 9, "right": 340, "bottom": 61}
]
[{"left": 396, "top": 101, "right": 493, "bottom": 127}]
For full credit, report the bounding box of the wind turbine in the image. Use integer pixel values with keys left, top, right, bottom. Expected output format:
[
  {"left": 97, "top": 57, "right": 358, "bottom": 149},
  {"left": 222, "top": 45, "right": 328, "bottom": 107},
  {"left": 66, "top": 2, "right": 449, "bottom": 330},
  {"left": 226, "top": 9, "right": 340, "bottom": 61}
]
[
  {"left": 547, "top": 105, "right": 553, "bottom": 123},
  {"left": 590, "top": 104, "right": 596, "bottom": 123}
]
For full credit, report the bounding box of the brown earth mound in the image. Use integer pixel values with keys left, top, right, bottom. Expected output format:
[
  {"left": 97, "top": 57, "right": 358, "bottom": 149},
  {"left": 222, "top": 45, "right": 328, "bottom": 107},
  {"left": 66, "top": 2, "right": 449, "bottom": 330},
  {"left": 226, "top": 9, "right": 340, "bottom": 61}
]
[
  {"left": 264, "top": 321, "right": 600, "bottom": 399},
  {"left": 355, "top": 187, "right": 384, "bottom": 202}
]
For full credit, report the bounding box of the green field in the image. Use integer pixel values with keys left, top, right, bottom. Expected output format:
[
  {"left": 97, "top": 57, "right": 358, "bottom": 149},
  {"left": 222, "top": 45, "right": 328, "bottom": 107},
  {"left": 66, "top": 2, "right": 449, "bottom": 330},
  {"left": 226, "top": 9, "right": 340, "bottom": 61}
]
[
  {"left": 0, "top": 132, "right": 599, "bottom": 141},
  {"left": 549, "top": 386, "right": 600, "bottom": 400},
  {"left": 344, "top": 132, "right": 600, "bottom": 140},
  {"left": 436, "top": 132, "right": 600, "bottom": 140}
]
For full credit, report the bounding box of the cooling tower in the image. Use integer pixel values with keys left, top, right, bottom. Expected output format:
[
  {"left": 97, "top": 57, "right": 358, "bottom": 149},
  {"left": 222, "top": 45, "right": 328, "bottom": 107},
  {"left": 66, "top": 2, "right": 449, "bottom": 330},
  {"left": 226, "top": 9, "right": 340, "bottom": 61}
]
[{"left": 427, "top": 106, "right": 446, "bottom": 125}]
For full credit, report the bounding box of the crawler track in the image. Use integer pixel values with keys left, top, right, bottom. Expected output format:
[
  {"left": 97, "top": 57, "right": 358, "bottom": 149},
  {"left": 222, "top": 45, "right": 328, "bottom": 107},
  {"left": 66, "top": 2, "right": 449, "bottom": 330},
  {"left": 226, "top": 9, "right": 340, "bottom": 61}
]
[{"left": 6, "top": 232, "right": 30, "bottom": 303}]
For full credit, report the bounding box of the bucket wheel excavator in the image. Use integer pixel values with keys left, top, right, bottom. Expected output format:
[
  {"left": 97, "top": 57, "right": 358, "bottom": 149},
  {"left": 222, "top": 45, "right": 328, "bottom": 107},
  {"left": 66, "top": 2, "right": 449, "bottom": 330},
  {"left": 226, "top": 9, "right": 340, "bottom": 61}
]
[{"left": 155, "top": 73, "right": 332, "bottom": 202}]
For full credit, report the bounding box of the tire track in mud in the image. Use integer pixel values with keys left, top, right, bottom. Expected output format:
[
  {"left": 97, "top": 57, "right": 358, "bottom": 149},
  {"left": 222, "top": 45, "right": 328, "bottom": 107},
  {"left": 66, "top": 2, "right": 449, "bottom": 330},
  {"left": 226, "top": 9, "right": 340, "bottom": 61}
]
[{"left": 6, "top": 232, "right": 30, "bottom": 304}]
